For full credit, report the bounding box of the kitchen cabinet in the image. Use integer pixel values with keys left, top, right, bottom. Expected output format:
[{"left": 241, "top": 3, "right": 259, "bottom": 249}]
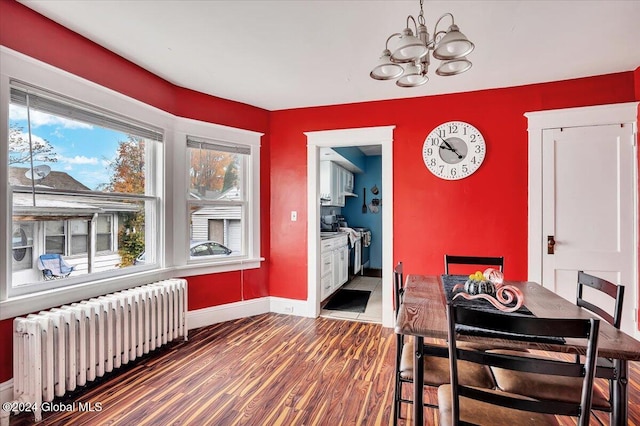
[
  {"left": 337, "top": 245, "right": 348, "bottom": 285},
  {"left": 320, "top": 161, "right": 354, "bottom": 207},
  {"left": 321, "top": 252, "right": 333, "bottom": 300},
  {"left": 320, "top": 233, "right": 349, "bottom": 301}
]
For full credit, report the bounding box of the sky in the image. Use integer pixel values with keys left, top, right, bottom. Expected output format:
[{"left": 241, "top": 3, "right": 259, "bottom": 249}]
[{"left": 9, "top": 104, "right": 129, "bottom": 191}]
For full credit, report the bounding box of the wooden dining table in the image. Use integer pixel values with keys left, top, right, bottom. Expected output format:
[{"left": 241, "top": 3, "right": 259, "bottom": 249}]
[{"left": 395, "top": 274, "right": 640, "bottom": 426}]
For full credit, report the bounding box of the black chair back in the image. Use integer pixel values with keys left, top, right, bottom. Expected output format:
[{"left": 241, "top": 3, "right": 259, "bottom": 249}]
[
  {"left": 446, "top": 305, "right": 600, "bottom": 426},
  {"left": 577, "top": 270, "right": 624, "bottom": 329},
  {"left": 444, "top": 255, "right": 504, "bottom": 274},
  {"left": 393, "top": 261, "right": 404, "bottom": 319}
]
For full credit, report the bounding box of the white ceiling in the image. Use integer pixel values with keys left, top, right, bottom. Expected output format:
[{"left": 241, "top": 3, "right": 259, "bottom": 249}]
[{"left": 19, "top": 0, "right": 640, "bottom": 112}]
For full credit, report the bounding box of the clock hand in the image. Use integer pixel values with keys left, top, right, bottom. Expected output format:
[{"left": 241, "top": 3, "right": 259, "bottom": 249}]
[{"left": 437, "top": 135, "right": 463, "bottom": 159}]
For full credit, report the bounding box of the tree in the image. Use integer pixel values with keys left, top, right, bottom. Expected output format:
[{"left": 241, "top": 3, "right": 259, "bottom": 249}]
[
  {"left": 105, "top": 136, "right": 146, "bottom": 266},
  {"left": 8, "top": 123, "right": 58, "bottom": 165},
  {"left": 105, "top": 137, "right": 145, "bottom": 194},
  {"left": 189, "top": 149, "right": 235, "bottom": 196}
]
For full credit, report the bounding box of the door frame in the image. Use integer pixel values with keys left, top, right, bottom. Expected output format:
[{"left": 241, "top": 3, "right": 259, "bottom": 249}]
[
  {"left": 306, "top": 126, "right": 395, "bottom": 328},
  {"left": 526, "top": 102, "right": 639, "bottom": 335}
]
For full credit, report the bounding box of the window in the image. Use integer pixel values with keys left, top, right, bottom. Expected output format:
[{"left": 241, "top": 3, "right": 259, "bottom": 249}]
[
  {"left": 7, "top": 81, "right": 161, "bottom": 294},
  {"left": 41, "top": 215, "right": 113, "bottom": 256},
  {"left": 12, "top": 223, "right": 33, "bottom": 270},
  {"left": 2, "top": 49, "right": 262, "bottom": 312},
  {"left": 187, "top": 137, "right": 249, "bottom": 261}
]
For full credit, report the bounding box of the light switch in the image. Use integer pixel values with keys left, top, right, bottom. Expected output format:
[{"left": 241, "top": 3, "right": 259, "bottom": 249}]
[{"left": 291, "top": 211, "right": 297, "bottom": 221}]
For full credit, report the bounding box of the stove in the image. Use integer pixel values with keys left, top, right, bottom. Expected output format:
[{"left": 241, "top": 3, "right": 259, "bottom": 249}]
[{"left": 335, "top": 216, "right": 371, "bottom": 277}]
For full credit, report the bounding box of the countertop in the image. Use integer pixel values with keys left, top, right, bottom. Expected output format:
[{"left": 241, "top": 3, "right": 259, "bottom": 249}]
[{"left": 320, "top": 231, "right": 347, "bottom": 240}]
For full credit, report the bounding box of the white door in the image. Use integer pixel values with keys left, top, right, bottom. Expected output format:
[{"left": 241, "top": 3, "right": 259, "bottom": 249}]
[{"left": 541, "top": 123, "right": 636, "bottom": 335}]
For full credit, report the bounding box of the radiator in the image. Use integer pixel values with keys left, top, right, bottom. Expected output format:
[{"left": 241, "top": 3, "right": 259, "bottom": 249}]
[{"left": 11, "top": 279, "right": 187, "bottom": 422}]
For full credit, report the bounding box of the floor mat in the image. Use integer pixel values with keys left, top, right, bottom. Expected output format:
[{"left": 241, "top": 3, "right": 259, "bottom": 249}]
[{"left": 323, "top": 289, "right": 371, "bottom": 313}]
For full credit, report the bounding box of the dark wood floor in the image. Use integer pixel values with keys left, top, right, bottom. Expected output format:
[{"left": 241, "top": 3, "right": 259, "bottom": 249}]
[{"left": 9, "top": 313, "right": 640, "bottom": 425}]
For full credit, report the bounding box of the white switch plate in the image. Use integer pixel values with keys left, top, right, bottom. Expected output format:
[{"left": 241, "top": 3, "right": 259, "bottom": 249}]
[{"left": 291, "top": 211, "right": 297, "bottom": 221}]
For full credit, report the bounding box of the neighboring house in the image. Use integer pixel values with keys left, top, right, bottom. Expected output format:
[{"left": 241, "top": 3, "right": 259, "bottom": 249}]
[
  {"left": 10, "top": 167, "right": 138, "bottom": 285},
  {"left": 190, "top": 186, "right": 242, "bottom": 253}
]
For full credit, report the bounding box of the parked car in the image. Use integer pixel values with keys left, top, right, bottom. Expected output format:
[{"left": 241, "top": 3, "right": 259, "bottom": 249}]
[
  {"left": 189, "top": 240, "right": 233, "bottom": 257},
  {"left": 134, "top": 241, "right": 232, "bottom": 265}
]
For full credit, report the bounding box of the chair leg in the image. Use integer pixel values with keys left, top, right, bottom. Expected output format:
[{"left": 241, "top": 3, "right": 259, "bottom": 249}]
[{"left": 393, "top": 333, "right": 402, "bottom": 425}]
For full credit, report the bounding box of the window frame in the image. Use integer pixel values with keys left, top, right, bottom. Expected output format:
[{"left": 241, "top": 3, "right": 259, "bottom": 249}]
[
  {"left": 173, "top": 118, "right": 262, "bottom": 272},
  {"left": 1, "top": 47, "right": 263, "bottom": 320},
  {"left": 186, "top": 136, "right": 250, "bottom": 262},
  {"left": 6, "top": 80, "right": 163, "bottom": 298}
]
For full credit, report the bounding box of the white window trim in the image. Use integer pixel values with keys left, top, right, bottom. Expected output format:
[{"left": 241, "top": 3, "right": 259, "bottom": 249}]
[
  {"left": 173, "top": 117, "right": 262, "bottom": 272},
  {"left": 0, "top": 47, "right": 264, "bottom": 320}
]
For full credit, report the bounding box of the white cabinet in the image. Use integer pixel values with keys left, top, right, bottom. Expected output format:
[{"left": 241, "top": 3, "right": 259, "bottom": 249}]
[
  {"left": 337, "top": 245, "right": 348, "bottom": 286},
  {"left": 319, "top": 161, "right": 335, "bottom": 206},
  {"left": 321, "top": 251, "right": 333, "bottom": 300},
  {"left": 320, "top": 234, "right": 349, "bottom": 301},
  {"left": 320, "top": 161, "right": 354, "bottom": 207},
  {"left": 342, "top": 167, "right": 354, "bottom": 193}
]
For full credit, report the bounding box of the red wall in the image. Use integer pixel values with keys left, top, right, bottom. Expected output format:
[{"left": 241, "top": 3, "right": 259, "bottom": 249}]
[{"left": 269, "top": 73, "right": 637, "bottom": 299}]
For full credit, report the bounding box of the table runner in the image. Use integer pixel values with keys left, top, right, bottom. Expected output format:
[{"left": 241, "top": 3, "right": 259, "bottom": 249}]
[
  {"left": 442, "top": 275, "right": 533, "bottom": 315},
  {"left": 442, "top": 275, "right": 564, "bottom": 343}
]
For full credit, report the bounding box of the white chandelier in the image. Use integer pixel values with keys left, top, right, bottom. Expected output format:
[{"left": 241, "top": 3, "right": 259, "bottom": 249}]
[{"left": 370, "top": 0, "right": 475, "bottom": 88}]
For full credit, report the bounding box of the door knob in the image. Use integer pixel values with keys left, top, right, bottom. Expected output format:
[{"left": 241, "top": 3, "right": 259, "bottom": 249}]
[{"left": 547, "top": 235, "right": 556, "bottom": 254}]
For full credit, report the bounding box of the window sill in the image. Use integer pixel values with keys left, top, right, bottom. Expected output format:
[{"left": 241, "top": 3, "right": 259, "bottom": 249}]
[
  {"left": 0, "top": 257, "right": 265, "bottom": 320},
  {"left": 173, "top": 257, "right": 265, "bottom": 276}
]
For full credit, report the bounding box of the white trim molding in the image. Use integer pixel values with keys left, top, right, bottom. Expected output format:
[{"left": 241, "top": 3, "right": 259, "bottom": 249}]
[
  {"left": 305, "top": 126, "right": 395, "bottom": 328},
  {"left": 0, "top": 379, "right": 12, "bottom": 426},
  {"left": 525, "top": 101, "right": 639, "bottom": 339},
  {"left": 187, "top": 297, "right": 270, "bottom": 330},
  {"left": 525, "top": 102, "right": 639, "bottom": 283}
]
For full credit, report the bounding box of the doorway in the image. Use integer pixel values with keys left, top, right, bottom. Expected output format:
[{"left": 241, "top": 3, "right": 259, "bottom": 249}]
[
  {"left": 306, "top": 126, "right": 395, "bottom": 328},
  {"left": 526, "top": 102, "right": 638, "bottom": 337}
]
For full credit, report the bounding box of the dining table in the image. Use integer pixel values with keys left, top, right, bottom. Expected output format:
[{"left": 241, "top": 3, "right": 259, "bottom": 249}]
[{"left": 394, "top": 274, "right": 640, "bottom": 426}]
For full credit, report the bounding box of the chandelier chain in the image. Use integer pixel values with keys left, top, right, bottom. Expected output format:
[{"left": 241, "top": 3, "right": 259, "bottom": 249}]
[{"left": 418, "top": 0, "right": 426, "bottom": 26}]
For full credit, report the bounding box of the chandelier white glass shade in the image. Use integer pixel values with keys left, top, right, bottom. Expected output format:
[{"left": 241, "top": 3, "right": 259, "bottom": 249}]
[{"left": 370, "top": 0, "right": 474, "bottom": 88}]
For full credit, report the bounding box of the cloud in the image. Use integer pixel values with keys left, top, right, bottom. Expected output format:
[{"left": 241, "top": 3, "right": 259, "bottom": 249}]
[
  {"left": 9, "top": 104, "right": 93, "bottom": 129},
  {"left": 57, "top": 155, "right": 99, "bottom": 165}
]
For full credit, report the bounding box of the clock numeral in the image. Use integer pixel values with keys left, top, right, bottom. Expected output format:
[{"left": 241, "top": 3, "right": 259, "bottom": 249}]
[
  {"left": 462, "top": 164, "right": 468, "bottom": 173},
  {"left": 474, "top": 145, "right": 482, "bottom": 154},
  {"left": 450, "top": 167, "right": 457, "bottom": 177},
  {"left": 437, "top": 129, "right": 446, "bottom": 138},
  {"left": 448, "top": 124, "right": 458, "bottom": 134},
  {"left": 469, "top": 134, "right": 477, "bottom": 143},
  {"left": 438, "top": 165, "right": 445, "bottom": 175},
  {"left": 426, "top": 147, "right": 433, "bottom": 156},
  {"left": 431, "top": 137, "right": 439, "bottom": 146},
  {"left": 429, "top": 158, "right": 436, "bottom": 167},
  {"left": 470, "top": 156, "right": 477, "bottom": 164}
]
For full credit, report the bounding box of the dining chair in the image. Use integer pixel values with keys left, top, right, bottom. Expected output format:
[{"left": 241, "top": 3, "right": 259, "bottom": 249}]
[
  {"left": 393, "top": 262, "right": 495, "bottom": 425},
  {"left": 439, "top": 305, "right": 600, "bottom": 426},
  {"left": 490, "top": 271, "right": 624, "bottom": 424},
  {"left": 576, "top": 270, "right": 624, "bottom": 330},
  {"left": 444, "top": 254, "right": 504, "bottom": 274},
  {"left": 576, "top": 271, "right": 624, "bottom": 421}
]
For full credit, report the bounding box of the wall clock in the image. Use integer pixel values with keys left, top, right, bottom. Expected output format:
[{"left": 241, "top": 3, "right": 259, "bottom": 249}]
[{"left": 422, "top": 121, "right": 486, "bottom": 180}]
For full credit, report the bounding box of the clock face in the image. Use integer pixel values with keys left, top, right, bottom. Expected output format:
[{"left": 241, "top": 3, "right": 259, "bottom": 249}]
[{"left": 422, "top": 121, "right": 486, "bottom": 180}]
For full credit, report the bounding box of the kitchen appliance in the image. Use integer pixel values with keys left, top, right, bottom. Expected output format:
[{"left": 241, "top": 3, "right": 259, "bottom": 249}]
[
  {"left": 336, "top": 215, "right": 371, "bottom": 278},
  {"left": 321, "top": 214, "right": 339, "bottom": 231},
  {"left": 352, "top": 227, "right": 371, "bottom": 273}
]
